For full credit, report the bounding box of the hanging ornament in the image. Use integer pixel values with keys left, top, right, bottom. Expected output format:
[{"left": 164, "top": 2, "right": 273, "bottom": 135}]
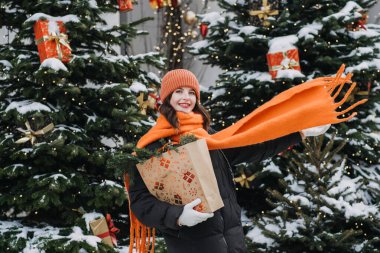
[
  {"left": 117, "top": 0, "right": 133, "bottom": 11},
  {"left": 347, "top": 10, "right": 368, "bottom": 31},
  {"left": 149, "top": 0, "right": 166, "bottom": 9},
  {"left": 200, "top": 22, "right": 208, "bottom": 38},
  {"left": 249, "top": 0, "right": 279, "bottom": 27},
  {"left": 137, "top": 92, "right": 160, "bottom": 115},
  {"left": 15, "top": 121, "right": 54, "bottom": 145},
  {"left": 34, "top": 19, "right": 72, "bottom": 63},
  {"left": 184, "top": 11, "right": 197, "bottom": 25},
  {"left": 191, "top": 30, "right": 198, "bottom": 39},
  {"left": 346, "top": 82, "right": 371, "bottom": 103},
  {"left": 266, "top": 48, "right": 301, "bottom": 79},
  {"left": 234, "top": 173, "right": 256, "bottom": 188},
  {"left": 168, "top": 0, "right": 181, "bottom": 8}
]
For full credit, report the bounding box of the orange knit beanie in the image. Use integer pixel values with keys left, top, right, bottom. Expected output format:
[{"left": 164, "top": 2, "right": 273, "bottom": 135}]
[{"left": 160, "top": 69, "right": 200, "bottom": 102}]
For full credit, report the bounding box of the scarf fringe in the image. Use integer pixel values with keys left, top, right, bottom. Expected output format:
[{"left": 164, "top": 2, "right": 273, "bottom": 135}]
[{"left": 125, "top": 174, "right": 156, "bottom": 253}]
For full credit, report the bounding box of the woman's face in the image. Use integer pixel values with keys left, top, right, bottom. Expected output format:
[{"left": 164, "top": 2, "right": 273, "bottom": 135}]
[{"left": 169, "top": 87, "right": 197, "bottom": 114}]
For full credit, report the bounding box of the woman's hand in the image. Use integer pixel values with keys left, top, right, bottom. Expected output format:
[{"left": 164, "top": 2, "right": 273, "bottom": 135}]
[
  {"left": 177, "top": 198, "right": 214, "bottom": 227},
  {"left": 300, "top": 124, "right": 331, "bottom": 139}
]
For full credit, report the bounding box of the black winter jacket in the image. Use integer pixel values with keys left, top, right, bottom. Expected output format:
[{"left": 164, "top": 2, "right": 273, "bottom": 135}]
[{"left": 129, "top": 132, "right": 302, "bottom": 253}]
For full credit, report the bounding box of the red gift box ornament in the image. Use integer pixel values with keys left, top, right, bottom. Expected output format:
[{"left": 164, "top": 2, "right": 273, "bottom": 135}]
[
  {"left": 266, "top": 49, "right": 301, "bottom": 79},
  {"left": 97, "top": 214, "right": 120, "bottom": 246},
  {"left": 117, "top": 0, "right": 133, "bottom": 11},
  {"left": 34, "top": 19, "right": 72, "bottom": 63}
]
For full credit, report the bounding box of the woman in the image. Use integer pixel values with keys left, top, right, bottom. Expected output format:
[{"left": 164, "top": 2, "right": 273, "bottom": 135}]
[{"left": 128, "top": 69, "right": 331, "bottom": 253}]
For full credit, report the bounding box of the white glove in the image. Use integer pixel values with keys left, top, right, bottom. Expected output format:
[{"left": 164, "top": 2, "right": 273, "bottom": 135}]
[
  {"left": 301, "top": 124, "right": 331, "bottom": 137},
  {"left": 177, "top": 198, "right": 214, "bottom": 227}
]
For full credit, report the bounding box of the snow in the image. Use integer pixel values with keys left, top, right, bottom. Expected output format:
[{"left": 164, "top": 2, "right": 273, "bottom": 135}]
[
  {"left": 287, "top": 195, "right": 311, "bottom": 207},
  {"left": 345, "top": 47, "right": 374, "bottom": 58},
  {"left": 26, "top": 13, "right": 80, "bottom": 24},
  {"left": 238, "top": 26, "right": 258, "bottom": 36},
  {"left": 200, "top": 12, "right": 224, "bottom": 27},
  {"left": 346, "top": 59, "right": 380, "bottom": 73},
  {"left": 360, "top": 114, "right": 380, "bottom": 124},
  {"left": 276, "top": 69, "right": 305, "bottom": 79},
  {"left": 240, "top": 209, "right": 253, "bottom": 226},
  {"left": 83, "top": 79, "right": 102, "bottom": 89},
  {"left": 366, "top": 132, "right": 380, "bottom": 142},
  {"left": 348, "top": 29, "right": 380, "bottom": 39},
  {"left": 147, "top": 72, "right": 160, "bottom": 83},
  {"left": 100, "top": 180, "right": 123, "bottom": 189},
  {"left": 297, "top": 22, "right": 323, "bottom": 40},
  {"left": 67, "top": 227, "right": 100, "bottom": 248},
  {"left": 141, "top": 119, "right": 156, "bottom": 126},
  {"left": 211, "top": 87, "right": 226, "bottom": 99},
  {"left": 188, "top": 40, "right": 210, "bottom": 54},
  {"left": 88, "top": 0, "right": 98, "bottom": 8},
  {"left": 346, "top": 129, "right": 358, "bottom": 135},
  {"left": 130, "top": 122, "right": 142, "bottom": 127},
  {"left": 0, "top": 60, "right": 12, "bottom": 70},
  {"left": 268, "top": 35, "right": 298, "bottom": 53},
  {"left": 54, "top": 124, "right": 83, "bottom": 133},
  {"left": 320, "top": 206, "right": 334, "bottom": 215},
  {"left": 228, "top": 34, "right": 244, "bottom": 43},
  {"left": 129, "top": 81, "right": 147, "bottom": 93},
  {"left": 262, "top": 162, "right": 282, "bottom": 174},
  {"left": 246, "top": 226, "right": 275, "bottom": 246},
  {"left": 40, "top": 58, "right": 68, "bottom": 72},
  {"left": 100, "top": 135, "right": 124, "bottom": 148},
  {"left": 322, "top": 1, "right": 363, "bottom": 22},
  {"left": 82, "top": 212, "right": 103, "bottom": 232},
  {"left": 223, "top": 70, "right": 273, "bottom": 83},
  {"left": 5, "top": 100, "right": 51, "bottom": 114},
  {"left": 50, "top": 173, "right": 68, "bottom": 180},
  {"left": 0, "top": 220, "right": 101, "bottom": 252},
  {"left": 321, "top": 196, "right": 379, "bottom": 219},
  {"left": 283, "top": 219, "right": 305, "bottom": 237},
  {"left": 84, "top": 113, "right": 98, "bottom": 124}
]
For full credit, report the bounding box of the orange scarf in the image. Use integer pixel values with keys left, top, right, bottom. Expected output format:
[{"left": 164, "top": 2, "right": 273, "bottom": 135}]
[{"left": 125, "top": 65, "right": 366, "bottom": 252}]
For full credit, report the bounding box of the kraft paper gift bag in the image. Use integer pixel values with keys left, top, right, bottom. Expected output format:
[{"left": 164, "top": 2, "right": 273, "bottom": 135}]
[{"left": 136, "top": 139, "right": 224, "bottom": 212}]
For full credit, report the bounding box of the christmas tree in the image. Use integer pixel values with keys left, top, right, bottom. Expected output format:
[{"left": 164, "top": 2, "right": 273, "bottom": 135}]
[
  {"left": 0, "top": 1, "right": 163, "bottom": 252},
  {"left": 247, "top": 135, "right": 380, "bottom": 252},
  {"left": 189, "top": 0, "right": 380, "bottom": 250}
]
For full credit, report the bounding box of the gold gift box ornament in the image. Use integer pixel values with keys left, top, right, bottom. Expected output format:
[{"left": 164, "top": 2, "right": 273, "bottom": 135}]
[{"left": 90, "top": 214, "right": 120, "bottom": 247}]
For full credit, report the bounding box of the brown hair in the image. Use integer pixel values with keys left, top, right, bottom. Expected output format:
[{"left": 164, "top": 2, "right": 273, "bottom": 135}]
[{"left": 159, "top": 94, "right": 211, "bottom": 130}]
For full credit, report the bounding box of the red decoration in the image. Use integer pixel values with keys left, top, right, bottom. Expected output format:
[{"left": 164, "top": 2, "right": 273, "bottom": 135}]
[
  {"left": 117, "top": 0, "right": 133, "bottom": 11},
  {"left": 148, "top": 93, "right": 161, "bottom": 110},
  {"left": 266, "top": 48, "right": 301, "bottom": 79},
  {"left": 34, "top": 20, "right": 72, "bottom": 63},
  {"left": 149, "top": 0, "right": 179, "bottom": 9},
  {"left": 149, "top": 0, "right": 165, "bottom": 9},
  {"left": 200, "top": 23, "right": 208, "bottom": 38},
  {"left": 347, "top": 11, "right": 368, "bottom": 31},
  {"left": 104, "top": 214, "right": 119, "bottom": 246},
  {"left": 169, "top": 0, "right": 180, "bottom": 8}
]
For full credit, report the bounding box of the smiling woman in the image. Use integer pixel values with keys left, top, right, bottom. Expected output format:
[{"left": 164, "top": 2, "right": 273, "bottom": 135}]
[
  {"left": 169, "top": 87, "right": 197, "bottom": 113},
  {"left": 125, "top": 68, "right": 330, "bottom": 253}
]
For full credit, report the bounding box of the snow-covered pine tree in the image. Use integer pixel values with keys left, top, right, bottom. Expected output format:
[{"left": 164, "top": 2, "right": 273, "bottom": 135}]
[
  {"left": 0, "top": 1, "right": 163, "bottom": 252},
  {"left": 246, "top": 134, "right": 380, "bottom": 252},
  {"left": 189, "top": 0, "right": 380, "bottom": 214}
]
